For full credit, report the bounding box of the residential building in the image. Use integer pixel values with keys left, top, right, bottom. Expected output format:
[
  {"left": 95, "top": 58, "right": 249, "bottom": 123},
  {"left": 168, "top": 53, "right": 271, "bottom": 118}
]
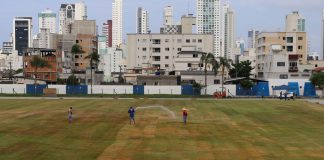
[
  {"left": 222, "top": 4, "right": 235, "bottom": 59},
  {"left": 181, "top": 14, "right": 196, "bottom": 34},
  {"left": 75, "top": 1, "right": 87, "bottom": 20},
  {"left": 112, "top": 0, "right": 123, "bottom": 47},
  {"left": 102, "top": 20, "right": 113, "bottom": 47},
  {"left": 38, "top": 9, "right": 56, "bottom": 33},
  {"left": 127, "top": 33, "right": 214, "bottom": 71},
  {"left": 256, "top": 32, "right": 308, "bottom": 79},
  {"left": 163, "top": 6, "right": 173, "bottom": 26},
  {"left": 13, "top": 17, "right": 33, "bottom": 56},
  {"left": 59, "top": 4, "right": 75, "bottom": 34},
  {"left": 197, "top": 0, "right": 221, "bottom": 56},
  {"left": 137, "top": 7, "right": 149, "bottom": 34},
  {"left": 235, "top": 39, "right": 245, "bottom": 55},
  {"left": 38, "top": 28, "right": 51, "bottom": 48},
  {"left": 98, "top": 36, "right": 111, "bottom": 81},
  {"left": 286, "top": 11, "right": 305, "bottom": 32},
  {"left": 23, "top": 49, "right": 61, "bottom": 83},
  {"left": 2, "top": 42, "right": 13, "bottom": 54},
  {"left": 248, "top": 29, "right": 260, "bottom": 49}
]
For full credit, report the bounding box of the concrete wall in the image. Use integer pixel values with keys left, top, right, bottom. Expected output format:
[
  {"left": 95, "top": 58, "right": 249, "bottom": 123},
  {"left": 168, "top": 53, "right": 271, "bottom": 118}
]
[
  {"left": 89, "top": 85, "right": 133, "bottom": 94},
  {"left": 144, "top": 86, "right": 181, "bottom": 95},
  {"left": 202, "top": 85, "right": 236, "bottom": 96},
  {"left": 48, "top": 85, "right": 66, "bottom": 94},
  {"left": 0, "top": 84, "right": 26, "bottom": 94}
]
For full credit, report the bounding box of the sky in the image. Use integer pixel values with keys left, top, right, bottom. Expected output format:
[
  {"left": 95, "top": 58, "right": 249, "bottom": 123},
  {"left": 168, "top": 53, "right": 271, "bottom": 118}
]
[{"left": 0, "top": 0, "right": 324, "bottom": 52}]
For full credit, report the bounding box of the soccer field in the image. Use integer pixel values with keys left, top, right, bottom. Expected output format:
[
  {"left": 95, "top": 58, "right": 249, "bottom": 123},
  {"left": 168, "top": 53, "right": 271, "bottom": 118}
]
[{"left": 0, "top": 99, "right": 323, "bottom": 160}]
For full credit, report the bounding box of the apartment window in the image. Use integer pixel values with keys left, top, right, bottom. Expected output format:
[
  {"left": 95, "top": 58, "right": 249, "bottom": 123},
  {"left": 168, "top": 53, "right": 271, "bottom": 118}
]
[
  {"left": 279, "top": 74, "right": 288, "bottom": 79},
  {"left": 298, "top": 45, "right": 303, "bottom": 50},
  {"left": 188, "top": 63, "right": 192, "bottom": 67},
  {"left": 177, "top": 48, "right": 182, "bottom": 51},
  {"left": 152, "top": 39, "right": 161, "bottom": 44},
  {"left": 193, "top": 54, "right": 198, "bottom": 58},
  {"left": 283, "top": 37, "right": 286, "bottom": 40},
  {"left": 287, "top": 46, "right": 293, "bottom": 52},
  {"left": 142, "top": 48, "right": 147, "bottom": 51},
  {"left": 192, "top": 39, "right": 197, "bottom": 43},
  {"left": 165, "top": 48, "right": 170, "bottom": 51},
  {"left": 198, "top": 39, "right": 202, "bottom": 43},
  {"left": 287, "top": 37, "right": 293, "bottom": 43},
  {"left": 186, "top": 39, "right": 190, "bottom": 43},
  {"left": 165, "top": 39, "right": 170, "bottom": 43},
  {"left": 165, "top": 56, "right": 169, "bottom": 59},
  {"left": 277, "top": 62, "right": 285, "bottom": 66},
  {"left": 153, "top": 48, "right": 161, "bottom": 53},
  {"left": 199, "top": 63, "right": 204, "bottom": 67},
  {"left": 282, "top": 46, "right": 286, "bottom": 50},
  {"left": 298, "top": 37, "right": 303, "bottom": 40},
  {"left": 165, "top": 64, "right": 169, "bottom": 68},
  {"left": 214, "top": 79, "right": 220, "bottom": 84}
]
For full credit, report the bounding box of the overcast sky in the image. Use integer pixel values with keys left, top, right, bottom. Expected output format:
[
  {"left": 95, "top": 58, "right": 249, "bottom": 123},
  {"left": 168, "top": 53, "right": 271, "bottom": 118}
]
[{"left": 1, "top": 0, "right": 323, "bottom": 52}]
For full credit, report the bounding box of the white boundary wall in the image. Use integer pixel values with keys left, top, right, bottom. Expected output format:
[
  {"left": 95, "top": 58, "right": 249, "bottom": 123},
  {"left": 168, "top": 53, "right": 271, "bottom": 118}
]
[
  {"left": 0, "top": 84, "right": 26, "bottom": 94},
  {"left": 144, "top": 86, "right": 181, "bottom": 95},
  {"left": 202, "top": 85, "right": 236, "bottom": 96},
  {"left": 89, "top": 85, "right": 133, "bottom": 94}
]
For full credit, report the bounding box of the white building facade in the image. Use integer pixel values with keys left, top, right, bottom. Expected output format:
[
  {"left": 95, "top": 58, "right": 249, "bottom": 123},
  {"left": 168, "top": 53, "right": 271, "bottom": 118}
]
[
  {"left": 112, "top": 0, "right": 123, "bottom": 48},
  {"left": 285, "top": 11, "right": 305, "bottom": 32},
  {"left": 163, "top": 6, "right": 173, "bottom": 26},
  {"left": 197, "top": 0, "right": 221, "bottom": 57},
  {"left": 59, "top": 4, "right": 75, "bottom": 34},
  {"left": 248, "top": 29, "right": 260, "bottom": 49},
  {"left": 222, "top": 3, "right": 235, "bottom": 59},
  {"left": 38, "top": 9, "right": 56, "bottom": 33},
  {"left": 137, "top": 7, "right": 149, "bottom": 34},
  {"left": 75, "top": 1, "right": 87, "bottom": 20}
]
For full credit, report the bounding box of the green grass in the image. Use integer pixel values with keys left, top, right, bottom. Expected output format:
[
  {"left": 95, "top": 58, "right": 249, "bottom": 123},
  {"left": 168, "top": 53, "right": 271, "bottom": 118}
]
[{"left": 0, "top": 99, "right": 323, "bottom": 160}]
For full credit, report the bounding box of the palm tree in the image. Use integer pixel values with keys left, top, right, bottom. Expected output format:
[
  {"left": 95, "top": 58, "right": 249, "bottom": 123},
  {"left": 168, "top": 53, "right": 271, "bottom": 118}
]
[
  {"left": 30, "top": 55, "right": 50, "bottom": 85},
  {"left": 200, "top": 52, "right": 219, "bottom": 94},
  {"left": 217, "top": 57, "right": 232, "bottom": 92},
  {"left": 85, "top": 51, "right": 100, "bottom": 94}
]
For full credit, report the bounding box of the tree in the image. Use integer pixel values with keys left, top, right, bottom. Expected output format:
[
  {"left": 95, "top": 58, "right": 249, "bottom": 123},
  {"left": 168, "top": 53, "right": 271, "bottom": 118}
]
[
  {"left": 30, "top": 55, "right": 50, "bottom": 84},
  {"left": 239, "top": 79, "right": 254, "bottom": 89},
  {"left": 70, "top": 44, "right": 84, "bottom": 72},
  {"left": 217, "top": 57, "right": 232, "bottom": 92},
  {"left": 67, "top": 75, "right": 80, "bottom": 85},
  {"left": 200, "top": 52, "right": 219, "bottom": 94},
  {"left": 229, "top": 60, "right": 254, "bottom": 78},
  {"left": 310, "top": 72, "right": 324, "bottom": 96},
  {"left": 85, "top": 51, "right": 100, "bottom": 94}
]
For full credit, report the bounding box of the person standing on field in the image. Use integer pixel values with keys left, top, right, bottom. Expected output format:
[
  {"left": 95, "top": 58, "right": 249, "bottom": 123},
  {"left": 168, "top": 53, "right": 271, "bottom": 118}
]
[
  {"left": 182, "top": 108, "right": 188, "bottom": 125},
  {"left": 68, "top": 107, "right": 73, "bottom": 123},
  {"left": 128, "top": 107, "right": 136, "bottom": 125}
]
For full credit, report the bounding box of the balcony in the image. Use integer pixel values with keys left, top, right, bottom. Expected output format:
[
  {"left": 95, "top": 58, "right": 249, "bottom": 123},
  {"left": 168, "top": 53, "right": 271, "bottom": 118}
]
[{"left": 289, "top": 66, "right": 298, "bottom": 72}]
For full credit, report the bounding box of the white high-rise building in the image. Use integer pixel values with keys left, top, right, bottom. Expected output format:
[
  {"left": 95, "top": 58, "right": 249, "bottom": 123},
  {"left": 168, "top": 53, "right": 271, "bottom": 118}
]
[
  {"left": 59, "top": 4, "right": 75, "bottom": 34},
  {"left": 248, "top": 29, "right": 260, "bottom": 49},
  {"left": 222, "top": 3, "right": 235, "bottom": 59},
  {"left": 285, "top": 11, "right": 305, "bottom": 32},
  {"left": 197, "top": 0, "right": 221, "bottom": 57},
  {"left": 137, "top": 7, "right": 149, "bottom": 34},
  {"left": 322, "top": 9, "right": 324, "bottom": 60},
  {"left": 163, "top": 6, "right": 173, "bottom": 26},
  {"left": 38, "top": 9, "right": 56, "bottom": 33},
  {"left": 112, "top": 0, "right": 123, "bottom": 48},
  {"left": 75, "top": 1, "right": 87, "bottom": 20}
]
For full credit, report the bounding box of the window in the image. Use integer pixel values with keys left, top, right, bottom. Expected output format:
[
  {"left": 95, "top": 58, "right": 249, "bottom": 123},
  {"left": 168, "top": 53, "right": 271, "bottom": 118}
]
[
  {"left": 177, "top": 48, "right": 182, "bottom": 51},
  {"left": 142, "top": 48, "right": 147, "bottom": 51},
  {"left": 282, "top": 46, "right": 286, "bottom": 50},
  {"left": 279, "top": 74, "right": 288, "bottom": 79},
  {"left": 165, "top": 56, "right": 169, "bottom": 59},
  {"left": 287, "top": 46, "right": 293, "bottom": 52},
  {"left": 199, "top": 63, "right": 204, "bottom": 67},
  {"left": 214, "top": 79, "right": 220, "bottom": 84},
  {"left": 283, "top": 37, "right": 286, "bottom": 40},
  {"left": 287, "top": 37, "right": 293, "bottom": 43},
  {"left": 193, "top": 54, "right": 198, "bottom": 58},
  {"left": 298, "top": 45, "right": 303, "bottom": 50},
  {"left": 192, "top": 39, "right": 197, "bottom": 43},
  {"left": 186, "top": 39, "right": 190, "bottom": 43},
  {"left": 298, "top": 37, "right": 303, "bottom": 40},
  {"left": 165, "top": 39, "right": 170, "bottom": 43},
  {"left": 165, "top": 64, "right": 169, "bottom": 68},
  {"left": 152, "top": 39, "right": 161, "bottom": 44},
  {"left": 198, "top": 39, "right": 202, "bottom": 43},
  {"left": 277, "top": 62, "right": 285, "bottom": 66},
  {"left": 188, "top": 63, "right": 192, "bottom": 67},
  {"left": 165, "top": 48, "right": 170, "bottom": 51}
]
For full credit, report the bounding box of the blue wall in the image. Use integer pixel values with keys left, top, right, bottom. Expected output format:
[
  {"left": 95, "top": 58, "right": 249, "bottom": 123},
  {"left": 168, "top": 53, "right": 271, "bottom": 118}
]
[
  {"left": 66, "top": 85, "right": 88, "bottom": 95},
  {"left": 26, "top": 84, "right": 47, "bottom": 95},
  {"left": 288, "top": 82, "right": 300, "bottom": 96},
  {"left": 133, "top": 85, "right": 144, "bottom": 95},
  {"left": 303, "top": 82, "right": 316, "bottom": 97}
]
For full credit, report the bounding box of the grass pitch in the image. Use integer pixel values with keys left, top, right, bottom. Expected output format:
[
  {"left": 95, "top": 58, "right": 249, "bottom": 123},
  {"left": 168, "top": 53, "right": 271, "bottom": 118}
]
[{"left": 0, "top": 99, "right": 323, "bottom": 160}]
